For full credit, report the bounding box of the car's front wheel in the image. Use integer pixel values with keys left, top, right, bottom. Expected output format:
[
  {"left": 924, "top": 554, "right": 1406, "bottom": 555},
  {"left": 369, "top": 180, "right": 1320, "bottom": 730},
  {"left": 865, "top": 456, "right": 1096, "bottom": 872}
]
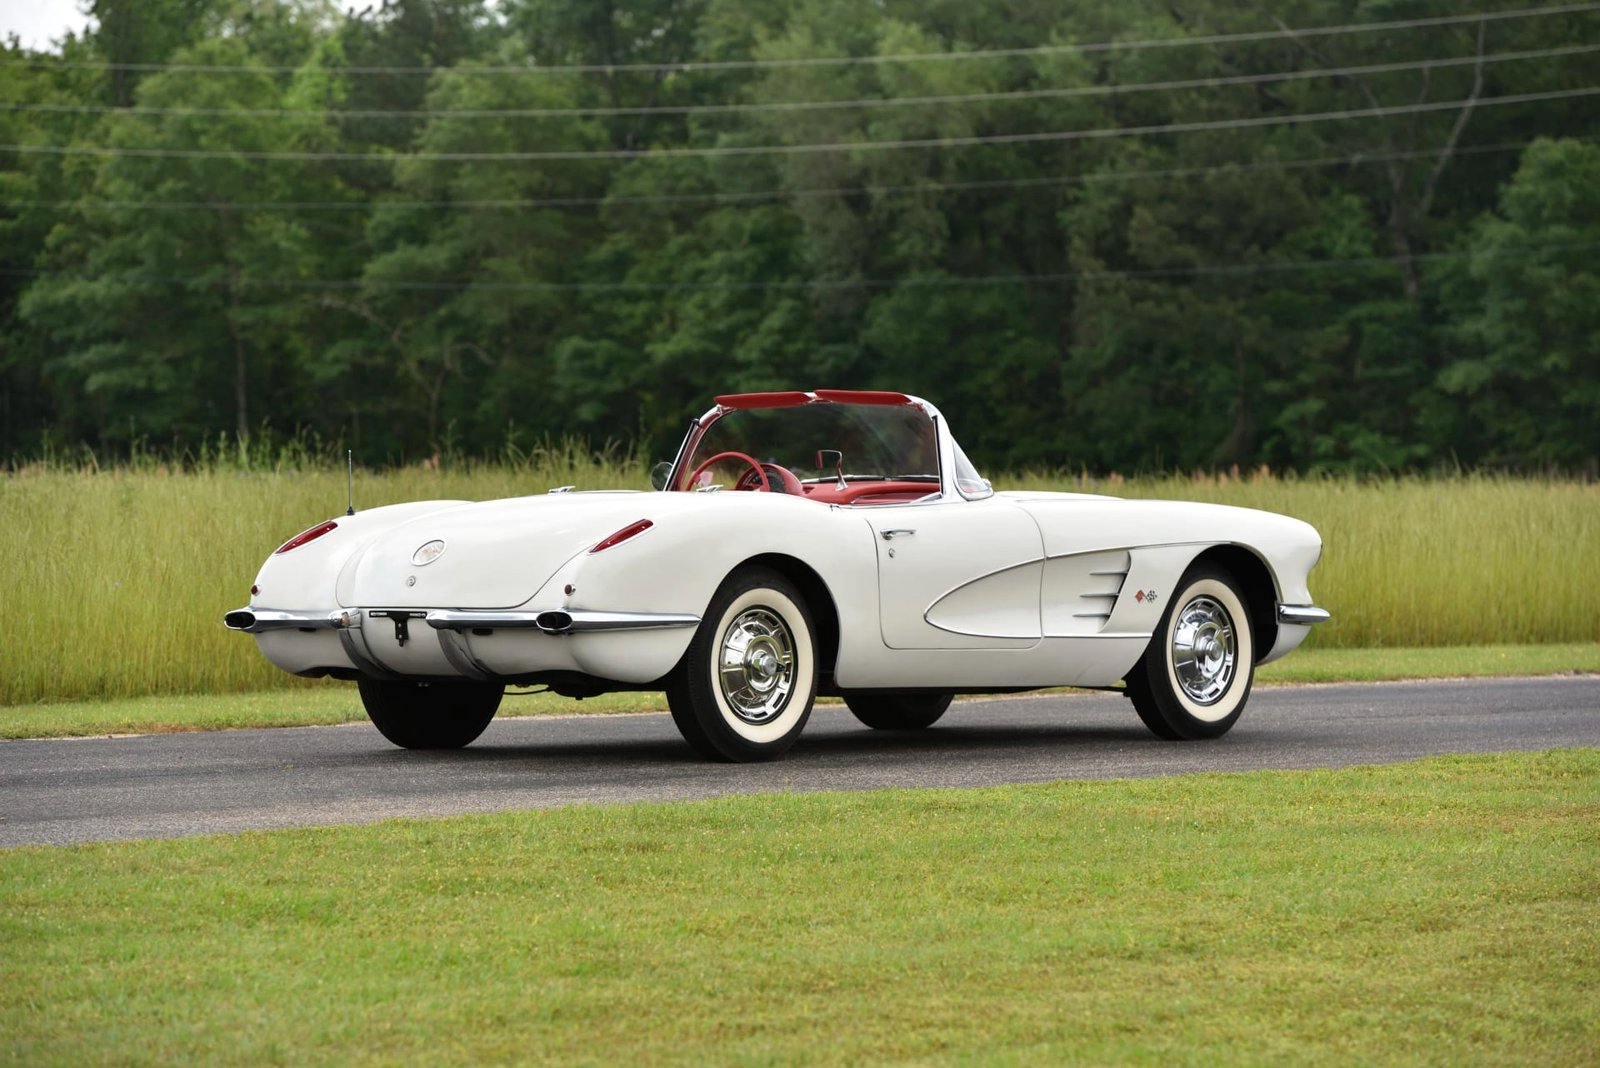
[
  {"left": 1124, "top": 564, "right": 1255, "bottom": 740},
  {"left": 356, "top": 678, "right": 503, "bottom": 749},
  {"left": 666, "top": 566, "right": 817, "bottom": 762},
  {"left": 843, "top": 691, "right": 953, "bottom": 730}
]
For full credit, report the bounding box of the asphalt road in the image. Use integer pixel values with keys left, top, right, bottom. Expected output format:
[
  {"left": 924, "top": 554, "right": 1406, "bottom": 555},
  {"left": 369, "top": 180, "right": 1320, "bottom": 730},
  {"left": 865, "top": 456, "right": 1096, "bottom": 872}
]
[{"left": 3, "top": 676, "right": 1597, "bottom": 847}]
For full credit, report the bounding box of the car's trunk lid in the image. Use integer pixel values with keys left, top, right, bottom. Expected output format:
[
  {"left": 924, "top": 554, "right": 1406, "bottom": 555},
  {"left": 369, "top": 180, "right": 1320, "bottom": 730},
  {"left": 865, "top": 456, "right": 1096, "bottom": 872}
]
[{"left": 342, "top": 492, "right": 655, "bottom": 609}]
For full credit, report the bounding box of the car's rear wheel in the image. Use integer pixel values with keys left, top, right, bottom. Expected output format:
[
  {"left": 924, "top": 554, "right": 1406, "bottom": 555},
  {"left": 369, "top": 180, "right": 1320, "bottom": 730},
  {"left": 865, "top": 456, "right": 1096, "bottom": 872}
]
[
  {"left": 1124, "top": 564, "right": 1255, "bottom": 740},
  {"left": 356, "top": 678, "right": 503, "bottom": 749},
  {"left": 843, "top": 692, "right": 953, "bottom": 730},
  {"left": 666, "top": 566, "right": 817, "bottom": 762}
]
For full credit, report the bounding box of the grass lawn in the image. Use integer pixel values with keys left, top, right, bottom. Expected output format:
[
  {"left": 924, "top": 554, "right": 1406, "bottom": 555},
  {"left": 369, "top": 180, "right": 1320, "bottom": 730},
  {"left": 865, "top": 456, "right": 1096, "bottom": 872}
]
[
  {"left": 2, "top": 642, "right": 1596, "bottom": 740},
  {"left": 3, "top": 750, "right": 1597, "bottom": 1065}
]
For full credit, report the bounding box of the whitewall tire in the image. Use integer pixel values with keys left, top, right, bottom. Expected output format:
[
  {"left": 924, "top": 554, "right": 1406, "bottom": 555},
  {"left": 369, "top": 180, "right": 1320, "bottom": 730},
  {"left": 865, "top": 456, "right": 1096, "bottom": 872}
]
[
  {"left": 666, "top": 566, "right": 817, "bottom": 762},
  {"left": 1125, "top": 565, "right": 1255, "bottom": 740}
]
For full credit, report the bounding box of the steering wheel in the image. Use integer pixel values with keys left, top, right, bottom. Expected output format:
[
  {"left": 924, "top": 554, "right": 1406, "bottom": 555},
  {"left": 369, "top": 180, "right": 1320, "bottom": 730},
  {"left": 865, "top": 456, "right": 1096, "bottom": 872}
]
[
  {"left": 738, "top": 463, "right": 806, "bottom": 496},
  {"left": 686, "top": 451, "right": 769, "bottom": 492}
]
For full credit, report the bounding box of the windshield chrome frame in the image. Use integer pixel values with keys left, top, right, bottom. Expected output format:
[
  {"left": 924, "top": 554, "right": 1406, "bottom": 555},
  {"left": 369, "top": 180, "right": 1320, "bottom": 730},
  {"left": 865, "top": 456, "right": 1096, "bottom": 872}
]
[{"left": 657, "top": 419, "right": 699, "bottom": 492}]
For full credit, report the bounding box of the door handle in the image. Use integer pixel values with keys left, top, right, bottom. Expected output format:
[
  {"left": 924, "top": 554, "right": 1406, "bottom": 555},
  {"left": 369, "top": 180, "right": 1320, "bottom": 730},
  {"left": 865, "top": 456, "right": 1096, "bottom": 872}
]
[{"left": 879, "top": 528, "right": 916, "bottom": 540}]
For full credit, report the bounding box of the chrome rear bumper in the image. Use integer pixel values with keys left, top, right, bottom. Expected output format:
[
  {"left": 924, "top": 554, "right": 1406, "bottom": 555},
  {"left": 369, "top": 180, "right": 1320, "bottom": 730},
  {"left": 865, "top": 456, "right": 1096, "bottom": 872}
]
[
  {"left": 226, "top": 604, "right": 703, "bottom": 683},
  {"left": 225, "top": 606, "right": 700, "bottom": 636},
  {"left": 222, "top": 608, "right": 340, "bottom": 633},
  {"left": 425, "top": 609, "right": 701, "bottom": 634}
]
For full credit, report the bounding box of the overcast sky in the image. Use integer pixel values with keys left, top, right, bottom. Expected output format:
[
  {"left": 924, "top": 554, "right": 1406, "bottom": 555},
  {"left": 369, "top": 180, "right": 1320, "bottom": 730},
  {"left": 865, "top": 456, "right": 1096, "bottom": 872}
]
[{"left": 2, "top": 0, "right": 94, "bottom": 51}]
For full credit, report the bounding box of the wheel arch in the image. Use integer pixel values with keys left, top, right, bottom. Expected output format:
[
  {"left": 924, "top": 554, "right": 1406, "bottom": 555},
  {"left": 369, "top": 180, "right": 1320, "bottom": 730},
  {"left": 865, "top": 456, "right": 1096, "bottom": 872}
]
[
  {"left": 731, "top": 553, "right": 841, "bottom": 682},
  {"left": 1190, "top": 544, "right": 1279, "bottom": 662}
]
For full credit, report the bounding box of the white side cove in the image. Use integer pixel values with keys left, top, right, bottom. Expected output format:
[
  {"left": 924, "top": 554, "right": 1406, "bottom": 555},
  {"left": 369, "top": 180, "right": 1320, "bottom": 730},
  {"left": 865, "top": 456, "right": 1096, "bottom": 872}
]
[{"left": 925, "top": 561, "right": 1043, "bottom": 641}]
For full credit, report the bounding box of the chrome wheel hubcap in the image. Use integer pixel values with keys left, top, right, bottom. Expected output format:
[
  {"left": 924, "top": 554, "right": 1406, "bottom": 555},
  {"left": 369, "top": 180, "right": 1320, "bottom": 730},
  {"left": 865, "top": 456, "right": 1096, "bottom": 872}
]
[
  {"left": 718, "top": 607, "right": 796, "bottom": 724},
  {"left": 1171, "top": 595, "right": 1237, "bottom": 705}
]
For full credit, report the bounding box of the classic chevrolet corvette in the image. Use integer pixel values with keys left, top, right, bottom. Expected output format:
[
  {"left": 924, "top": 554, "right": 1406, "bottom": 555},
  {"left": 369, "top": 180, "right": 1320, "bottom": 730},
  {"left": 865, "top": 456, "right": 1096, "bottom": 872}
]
[{"left": 225, "top": 390, "right": 1328, "bottom": 760}]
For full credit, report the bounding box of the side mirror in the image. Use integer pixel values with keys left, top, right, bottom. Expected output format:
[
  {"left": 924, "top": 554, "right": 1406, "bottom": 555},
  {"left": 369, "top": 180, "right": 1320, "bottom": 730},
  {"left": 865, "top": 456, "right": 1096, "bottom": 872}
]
[
  {"left": 650, "top": 461, "right": 673, "bottom": 491},
  {"left": 816, "top": 449, "right": 845, "bottom": 489}
]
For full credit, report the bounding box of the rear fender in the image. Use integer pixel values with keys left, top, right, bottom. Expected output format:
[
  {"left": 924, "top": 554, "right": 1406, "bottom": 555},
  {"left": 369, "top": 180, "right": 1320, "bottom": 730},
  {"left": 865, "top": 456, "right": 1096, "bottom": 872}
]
[
  {"left": 536, "top": 499, "right": 875, "bottom": 681},
  {"left": 251, "top": 501, "right": 471, "bottom": 611}
]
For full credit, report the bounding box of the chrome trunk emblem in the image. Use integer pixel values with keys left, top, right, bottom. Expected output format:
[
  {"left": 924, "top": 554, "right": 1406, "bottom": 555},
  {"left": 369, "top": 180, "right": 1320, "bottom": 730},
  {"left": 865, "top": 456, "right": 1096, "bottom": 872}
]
[{"left": 412, "top": 539, "right": 447, "bottom": 566}]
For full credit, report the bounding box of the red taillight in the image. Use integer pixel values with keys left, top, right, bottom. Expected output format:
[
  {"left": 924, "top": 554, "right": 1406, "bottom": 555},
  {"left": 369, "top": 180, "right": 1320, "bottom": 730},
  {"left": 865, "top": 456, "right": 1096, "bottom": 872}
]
[
  {"left": 590, "top": 519, "right": 653, "bottom": 554},
  {"left": 274, "top": 520, "right": 339, "bottom": 555}
]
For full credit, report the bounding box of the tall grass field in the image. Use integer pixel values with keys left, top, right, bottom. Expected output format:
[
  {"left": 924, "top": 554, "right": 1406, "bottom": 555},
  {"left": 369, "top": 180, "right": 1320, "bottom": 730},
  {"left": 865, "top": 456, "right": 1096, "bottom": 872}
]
[{"left": 2, "top": 455, "right": 1595, "bottom": 706}]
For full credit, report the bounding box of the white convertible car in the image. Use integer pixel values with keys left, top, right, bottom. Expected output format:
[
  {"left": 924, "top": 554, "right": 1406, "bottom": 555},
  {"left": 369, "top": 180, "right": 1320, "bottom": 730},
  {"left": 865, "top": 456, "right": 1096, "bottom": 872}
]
[{"left": 226, "top": 390, "right": 1327, "bottom": 760}]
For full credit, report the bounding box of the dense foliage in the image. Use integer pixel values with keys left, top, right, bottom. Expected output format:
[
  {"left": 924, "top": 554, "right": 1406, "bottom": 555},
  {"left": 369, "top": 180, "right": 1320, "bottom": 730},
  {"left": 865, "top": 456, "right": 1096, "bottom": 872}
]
[{"left": 2, "top": 0, "right": 1596, "bottom": 471}]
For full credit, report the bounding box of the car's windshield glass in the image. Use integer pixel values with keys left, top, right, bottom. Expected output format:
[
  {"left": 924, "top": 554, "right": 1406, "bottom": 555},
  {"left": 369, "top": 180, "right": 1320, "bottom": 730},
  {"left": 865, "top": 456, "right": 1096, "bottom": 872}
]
[{"left": 677, "top": 403, "right": 940, "bottom": 490}]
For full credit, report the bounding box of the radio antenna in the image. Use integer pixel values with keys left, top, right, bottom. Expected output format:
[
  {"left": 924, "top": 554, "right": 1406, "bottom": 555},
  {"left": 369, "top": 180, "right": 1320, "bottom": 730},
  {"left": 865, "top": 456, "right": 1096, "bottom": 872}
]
[{"left": 346, "top": 450, "right": 356, "bottom": 515}]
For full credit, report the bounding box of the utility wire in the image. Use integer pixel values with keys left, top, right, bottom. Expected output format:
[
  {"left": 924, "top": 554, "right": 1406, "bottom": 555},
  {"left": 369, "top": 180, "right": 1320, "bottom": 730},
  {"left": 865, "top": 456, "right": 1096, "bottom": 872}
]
[
  {"left": 5, "top": 139, "right": 1571, "bottom": 214},
  {"left": 3, "top": 3, "right": 1596, "bottom": 76},
  {"left": 5, "top": 242, "right": 1592, "bottom": 293},
  {"left": 3, "top": 44, "right": 1593, "bottom": 119},
  {"left": 7, "top": 87, "right": 1595, "bottom": 161}
]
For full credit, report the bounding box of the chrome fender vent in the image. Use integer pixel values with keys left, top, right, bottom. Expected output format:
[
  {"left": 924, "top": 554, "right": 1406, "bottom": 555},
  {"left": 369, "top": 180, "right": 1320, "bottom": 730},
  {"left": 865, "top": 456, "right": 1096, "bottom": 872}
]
[{"left": 1043, "top": 550, "right": 1131, "bottom": 637}]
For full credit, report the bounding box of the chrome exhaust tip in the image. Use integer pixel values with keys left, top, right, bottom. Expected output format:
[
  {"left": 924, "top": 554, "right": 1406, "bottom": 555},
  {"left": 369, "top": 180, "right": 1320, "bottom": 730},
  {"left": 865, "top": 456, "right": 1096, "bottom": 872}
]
[
  {"left": 223, "top": 609, "right": 257, "bottom": 632},
  {"left": 535, "top": 610, "right": 574, "bottom": 634}
]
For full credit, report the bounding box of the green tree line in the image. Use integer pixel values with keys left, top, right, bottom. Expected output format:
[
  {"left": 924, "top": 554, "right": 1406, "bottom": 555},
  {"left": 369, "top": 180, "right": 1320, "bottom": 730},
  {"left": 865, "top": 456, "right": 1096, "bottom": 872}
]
[{"left": 2, "top": 0, "right": 1597, "bottom": 472}]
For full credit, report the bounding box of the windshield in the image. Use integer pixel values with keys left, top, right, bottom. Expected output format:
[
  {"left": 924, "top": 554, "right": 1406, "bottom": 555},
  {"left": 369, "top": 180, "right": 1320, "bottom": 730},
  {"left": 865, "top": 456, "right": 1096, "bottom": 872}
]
[{"left": 676, "top": 402, "right": 940, "bottom": 490}]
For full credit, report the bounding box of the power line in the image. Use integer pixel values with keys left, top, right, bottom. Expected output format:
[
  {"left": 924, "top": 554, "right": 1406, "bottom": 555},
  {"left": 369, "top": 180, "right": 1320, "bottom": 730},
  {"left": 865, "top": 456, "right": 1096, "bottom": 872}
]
[
  {"left": 5, "top": 242, "right": 1592, "bottom": 293},
  {"left": 4, "top": 44, "right": 1593, "bottom": 120},
  {"left": 4, "top": 3, "right": 1596, "bottom": 76},
  {"left": 5, "top": 139, "right": 1569, "bottom": 214},
  {"left": 6, "top": 87, "right": 1595, "bottom": 162}
]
